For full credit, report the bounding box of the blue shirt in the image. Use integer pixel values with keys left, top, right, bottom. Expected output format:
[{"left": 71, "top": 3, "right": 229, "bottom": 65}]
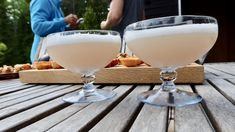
[{"left": 30, "top": 0, "right": 67, "bottom": 62}]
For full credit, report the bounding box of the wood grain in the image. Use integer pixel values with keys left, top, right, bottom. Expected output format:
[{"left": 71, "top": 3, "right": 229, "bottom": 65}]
[
  {"left": 129, "top": 86, "right": 168, "bottom": 132},
  {"left": 0, "top": 85, "right": 47, "bottom": 103},
  {"left": 18, "top": 86, "right": 115, "bottom": 132},
  {"left": 0, "top": 97, "right": 67, "bottom": 131},
  {"left": 0, "top": 85, "right": 69, "bottom": 109},
  {"left": 0, "top": 85, "right": 79, "bottom": 120},
  {"left": 90, "top": 86, "right": 150, "bottom": 132},
  {"left": 0, "top": 84, "right": 35, "bottom": 96},
  {"left": 19, "top": 63, "right": 204, "bottom": 84},
  {"left": 205, "top": 66, "right": 235, "bottom": 78},
  {"left": 175, "top": 85, "right": 213, "bottom": 132},
  {"left": 47, "top": 85, "right": 133, "bottom": 132},
  {"left": 206, "top": 63, "right": 235, "bottom": 76},
  {"left": 195, "top": 81, "right": 235, "bottom": 132},
  {"left": 208, "top": 78, "right": 235, "bottom": 104}
]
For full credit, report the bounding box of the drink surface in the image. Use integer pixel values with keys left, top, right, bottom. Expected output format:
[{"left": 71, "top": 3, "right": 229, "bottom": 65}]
[
  {"left": 46, "top": 33, "right": 120, "bottom": 75},
  {"left": 125, "top": 23, "right": 218, "bottom": 68}
]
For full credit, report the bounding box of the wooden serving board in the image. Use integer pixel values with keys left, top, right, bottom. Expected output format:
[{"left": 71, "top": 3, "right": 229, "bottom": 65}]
[
  {"left": 19, "top": 63, "right": 204, "bottom": 84},
  {"left": 0, "top": 73, "right": 19, "bottom": 80}
]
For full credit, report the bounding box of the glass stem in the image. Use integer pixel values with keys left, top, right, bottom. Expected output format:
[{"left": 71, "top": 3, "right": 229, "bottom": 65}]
[
  {"left": 160, "top": 68, "right": 177, "bottom": 92},
  {"left": 81, "top": 74, "right": 96, "bottom": 93}
]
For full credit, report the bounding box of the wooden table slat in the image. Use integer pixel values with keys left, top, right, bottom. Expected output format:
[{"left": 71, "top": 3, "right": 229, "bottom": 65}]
[
  {"left": 47, "top": 85, "right": 134, "bottom": 132},
  {"left": 0, "top": 84, "right": 35, "bottom": 96},
  {"left": 0, "top": 85, "right": 80, "bottom": 120},
  {"left": 129, "top": 86, "right": 168, "bottom": 132},
  {"left": 204, "top": 66, "right": 235, "bottom": 78},
  {"left": 0, "top": 79, "right": 21, "bottom": 86},
  {"left": 90, "top": 86, "right": 150, "bottom": 132},
  {"left": 0, "top": 97, "right": 69, "bottom": 131},
  {"left": 18, "top": 86, "right": 114, "bottom": 132},
  {"left": 208, "top": 78, "right": 235, "bottom": 105},
  {"left": 0, "top": 85, "right": 47, "bottom": 103},
  {"left": 227, "top": 78, "right": 235, "bottom": 84},
  {"left": 195, "top": 82, "right": 235, "bottom": 132},
  {"left": 206, "top": 63, "right": 235, "bottom": 76},
  {"left": 0, "top": 82, "right": 25, "bottom": 89},
  {"left": 0, "top": 85, "right": 71, "bottom": 109},
  {"left": 204, "top": 70, "right": 219, "bottom": 79},
  {"left": 175, "top": 85, "right": 214, "bottom": 132}
]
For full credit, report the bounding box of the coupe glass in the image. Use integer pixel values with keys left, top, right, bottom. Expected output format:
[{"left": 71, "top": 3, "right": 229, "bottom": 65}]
[
  {"left": 124, "top": 15, "right": 218, "bottom": 107},
  {"left": 45, "top": 30, "right": 121, "bottom": 103}
]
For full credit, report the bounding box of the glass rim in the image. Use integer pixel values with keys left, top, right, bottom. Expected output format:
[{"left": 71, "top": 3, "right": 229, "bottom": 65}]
[
  {"left": 47, "top": 30, "right": 120, "bottom": 37},
  {"left": 125, "top": 15, "right": 217, "bottom": 31}
]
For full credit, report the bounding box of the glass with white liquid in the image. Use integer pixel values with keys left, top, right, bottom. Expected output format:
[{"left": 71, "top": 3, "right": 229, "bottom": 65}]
[
  {"left": 125, "top": 15, "right": 218, "bottom": 107},
  {"left": 46, "top": 30, "right": 121, "bottom": 103}
]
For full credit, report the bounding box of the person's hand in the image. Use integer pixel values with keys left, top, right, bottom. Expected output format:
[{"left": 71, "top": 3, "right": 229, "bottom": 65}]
[
  {"left": 64, "top": 14, "right": 78, "bottom": 28},
  {"left": 100, "top": 21, "right": 107, "bottom": 29}
]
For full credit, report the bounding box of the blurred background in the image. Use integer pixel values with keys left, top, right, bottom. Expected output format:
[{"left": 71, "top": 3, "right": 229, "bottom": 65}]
[{"left": 0, "top": 0, "right": 234, "bottom": 66}]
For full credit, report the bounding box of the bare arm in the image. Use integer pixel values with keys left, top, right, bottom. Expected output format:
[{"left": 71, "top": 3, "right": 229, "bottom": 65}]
[{"left": 100, "top": 0, "right": 124, "bottom": 29}]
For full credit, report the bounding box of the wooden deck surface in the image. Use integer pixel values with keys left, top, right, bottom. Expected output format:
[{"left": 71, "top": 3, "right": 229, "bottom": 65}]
[{"left": 0, "top": 63, "right": 235, "bottom": 132}]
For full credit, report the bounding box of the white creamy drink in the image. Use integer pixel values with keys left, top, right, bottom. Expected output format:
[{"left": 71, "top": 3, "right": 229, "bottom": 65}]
[
  {"left": 125, "top": 23, "right": 218, "bottom": 68},
  {"left": 46, "top": 31, "right": 120, "bottom": 75}
]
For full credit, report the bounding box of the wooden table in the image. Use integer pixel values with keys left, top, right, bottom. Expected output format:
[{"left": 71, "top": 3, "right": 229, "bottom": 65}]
[{"left": 0, "top": 63, "right": 235, "bottom": 132}]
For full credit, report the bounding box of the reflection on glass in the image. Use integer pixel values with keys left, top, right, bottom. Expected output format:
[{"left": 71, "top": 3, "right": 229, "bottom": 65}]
[
  {"left": 125, "top": 15, "right": 218, "bottom": 107},
  {"left": 46, "top": 30, "right": 121, "bottom": 103}
]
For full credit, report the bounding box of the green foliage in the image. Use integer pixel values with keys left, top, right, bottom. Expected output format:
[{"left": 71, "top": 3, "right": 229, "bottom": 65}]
[
  {"left": 79, "top": 6, "right": 99, "bottom": 29},
  {"left": 0, "top": 0, "right": 109, "bottom": 65},
  {"left": 62, "top": 0, "right": 109, "bottom": 30},
  {"left": 0, "top": 0, "right": 32, "bottom": 65},
  {"left": 0, "top": 42, "right": 8, "bottom": 63}
]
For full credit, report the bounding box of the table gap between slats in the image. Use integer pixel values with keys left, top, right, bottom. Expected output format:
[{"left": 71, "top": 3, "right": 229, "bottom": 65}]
[
  {"left": 207, "top": 79, "right": 235, "bottom": 105},
  {"left": 18, "top": 85, "right": 117, "bottom": 132},
  {"left": 46, "top": 85, "right": 135, "bottom": 132},
  {"left": 0, "top": 84, "right": 36, "bottom": 96},
  {"left": 174, "top": 85, "right": 214, "bottom": 132},
  {"left": 206, "top": 64, "right": 235, "bottom": 77},
  {"left": 194, "top": 81, "right": 235, "bottom": 132},
  {"left": 0, "top": 85, "right": 84, "bottom": 131},
  {"left": 0, "top": 85, "right": 79, "bottom": 120}
]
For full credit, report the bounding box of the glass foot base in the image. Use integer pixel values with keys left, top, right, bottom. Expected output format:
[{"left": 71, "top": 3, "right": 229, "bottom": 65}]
[
  {"left": 63, "top": 89, "right": 116, "bottom": 103},
  {"left": 137, "top": 88, "right": 202, "bottom": 107}
]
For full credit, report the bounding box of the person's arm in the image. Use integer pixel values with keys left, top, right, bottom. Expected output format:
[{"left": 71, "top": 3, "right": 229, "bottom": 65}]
[
  {"left": 100, "top": 0, "right": 124, "bottom": 30},
  {"left": 30, "top": 0, "right": 77, "bottom": 37}
]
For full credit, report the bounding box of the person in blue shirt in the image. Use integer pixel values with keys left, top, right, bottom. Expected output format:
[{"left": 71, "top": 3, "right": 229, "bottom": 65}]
[{"left": 29, "top": 0, "right": 79, "bottom": 62}]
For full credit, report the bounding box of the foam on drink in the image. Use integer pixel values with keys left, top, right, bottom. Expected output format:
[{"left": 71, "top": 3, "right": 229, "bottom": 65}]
[
  {"left": 125, "top": 23, "right": 218, "bottom": 68},
  {"left": 46, "top": 32, "right": 120, "bottom": 75}
]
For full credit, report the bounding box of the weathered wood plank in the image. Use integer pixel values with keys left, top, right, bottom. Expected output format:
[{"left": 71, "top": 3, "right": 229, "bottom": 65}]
[
  {"left": 204, "top": 70, "right": 219, "bottom": 79},
  {"left": 204, "top": 66, "right": 235, "bottom": 78},
  {"left": 0, "top": 83, "right": 32, "bottom": 91},
  {"left": 0, "top": 85, "right": 70, "bottom": 109},
  {"left": 0, "top": 82, "right": 25, "bottom": 89},
  {"left": 0, "top": 85, "right": 80, "bottom": 120},
  {"left": 0, "top": 85, "right": 47, "bottom": 103},
  {"left": 47, "top": 85, "right": 134, "bottom": 132},
  {"left": 0, "top": 84, "right": 35, "bottom": 96},
  {"left": 206, "top": 63, "right": 235, "bottom": 76},
  {"left": 175, "top": 85, "right": 213, "bottom": 132},
  {"left": 195, "top": 81, "right": 235, "bottom": 132},
  {"left": 18, "top": 86, "right": 115, "bottom": 132},
  {"left": 129, "top": 86, "right": 168, "bottom": 132},
  {"left": 208, "top": 78, "right": 235, "bottom": 105},
  {"left": 0, "top": 97, "right": 67, "bottom": 131},
  {"left": 0, "top": 79, "right": 21, "bottom": 85},
  {"left": 90, "top": 86, "right": 150, "bottom": 132},
  {"left": 227, "top": 78, "right": 235, "bottom": 84}
]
